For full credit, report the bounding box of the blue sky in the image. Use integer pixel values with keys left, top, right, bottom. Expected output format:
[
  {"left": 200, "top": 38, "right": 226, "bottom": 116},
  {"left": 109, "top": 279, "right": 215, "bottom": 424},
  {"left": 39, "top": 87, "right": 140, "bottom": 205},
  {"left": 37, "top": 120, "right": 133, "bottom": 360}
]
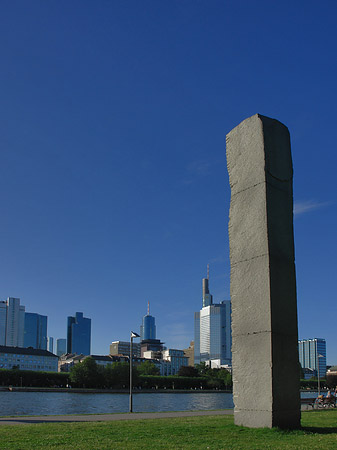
[{"left": 1, "top": 1, "right": 336, "bottom": 362}]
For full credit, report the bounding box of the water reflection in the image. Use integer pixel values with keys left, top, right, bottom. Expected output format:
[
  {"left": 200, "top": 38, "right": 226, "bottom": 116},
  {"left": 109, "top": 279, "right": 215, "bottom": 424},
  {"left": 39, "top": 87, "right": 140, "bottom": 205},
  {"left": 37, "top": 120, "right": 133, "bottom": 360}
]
[
  {"left": 0, "top": 391, "right": 233, "bottom": 417},
  {"left": 1, "top": 391, "right": 312, "bottom": 417}
]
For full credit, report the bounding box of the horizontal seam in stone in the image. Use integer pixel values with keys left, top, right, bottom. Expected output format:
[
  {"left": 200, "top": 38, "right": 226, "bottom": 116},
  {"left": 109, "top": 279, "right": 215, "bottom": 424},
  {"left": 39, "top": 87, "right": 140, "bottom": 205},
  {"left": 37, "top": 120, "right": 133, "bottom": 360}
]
[
  {"left": 231, "top": 253, "right": 268, "bottom": 266},
  {"left": 230, "top": 180, "right": 265, "bottom": 197},
  {"left": 234, "top": 409, "right": 272, "bottom": 412},
  {"left": 232, "top": 331, "right": 298, "bottom": 338},
  {"left": 232, "top": 330, "right": 270, "bottom": 337},
  {"left": 265, "top": 170, "right": 291, "bottom": 182}
]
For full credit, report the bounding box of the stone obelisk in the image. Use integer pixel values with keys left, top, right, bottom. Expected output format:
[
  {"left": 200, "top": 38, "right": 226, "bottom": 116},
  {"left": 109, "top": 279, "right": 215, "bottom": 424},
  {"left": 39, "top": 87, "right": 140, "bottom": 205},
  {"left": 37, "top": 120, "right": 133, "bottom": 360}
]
[{"left": 226, "top": 114, "right": 300, "bottom": 428}]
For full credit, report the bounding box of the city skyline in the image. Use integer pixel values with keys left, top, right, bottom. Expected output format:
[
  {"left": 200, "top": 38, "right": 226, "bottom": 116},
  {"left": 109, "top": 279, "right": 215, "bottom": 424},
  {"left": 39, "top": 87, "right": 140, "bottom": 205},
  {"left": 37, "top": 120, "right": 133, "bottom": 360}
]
[{"left": 1, "top": 2, "right": 336, "bottom": 363}]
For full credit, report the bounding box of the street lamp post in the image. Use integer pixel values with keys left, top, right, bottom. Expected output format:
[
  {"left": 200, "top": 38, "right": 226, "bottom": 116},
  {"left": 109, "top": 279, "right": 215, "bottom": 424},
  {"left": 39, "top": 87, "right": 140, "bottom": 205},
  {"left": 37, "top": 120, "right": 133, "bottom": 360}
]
[{"left": 129, "top": 331, "right": 140, "bottom": 413}]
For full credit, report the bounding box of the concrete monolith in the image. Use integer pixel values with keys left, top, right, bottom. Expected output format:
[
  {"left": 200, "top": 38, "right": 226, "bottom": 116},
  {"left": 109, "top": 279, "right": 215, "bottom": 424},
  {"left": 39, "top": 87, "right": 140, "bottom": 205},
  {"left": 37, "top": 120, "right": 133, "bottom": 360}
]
[{"left": 226, "top": 114, "right": 300, "bottom": 429}]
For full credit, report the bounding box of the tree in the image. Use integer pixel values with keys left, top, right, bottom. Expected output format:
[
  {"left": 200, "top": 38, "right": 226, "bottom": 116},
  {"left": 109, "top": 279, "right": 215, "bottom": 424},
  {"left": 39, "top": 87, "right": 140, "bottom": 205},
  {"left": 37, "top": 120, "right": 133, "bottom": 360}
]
[
  {"left": 104, "top": 361, "right": 133, "bottom": 388},
  {"left": 69, "top": 357, "right": 104, "bottom": 388},
  {"left": 178, "top": 366, "right": 199, "bottom": 377},
  {"left": 194, "top": 363, "right": 232, "bottom": 389},
  {"left": 137, "top": 361, "right": 160, "bottom": 376},
  {"left": 195, "top": 362, "right": 211, "bottom": 377}
]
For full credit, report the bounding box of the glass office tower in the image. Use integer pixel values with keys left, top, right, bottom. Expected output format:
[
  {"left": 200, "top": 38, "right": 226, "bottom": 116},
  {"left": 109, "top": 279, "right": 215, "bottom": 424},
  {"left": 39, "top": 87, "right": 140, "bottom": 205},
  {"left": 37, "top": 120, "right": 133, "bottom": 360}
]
[
  {"left": 298, "top": 338, "right": 326, "bottom": 378},
  {"left": 194, "top": 273, "right": 232, "bottom": 367},
  {"left": 140, "top": 303, "right": 156, "bottom": 341},
  {"left": 56, "top": 338, "right": 67, "bottom": 356},
  {"left": 67, "top": 312, "right": 91, "bottom": 355},
  {"left": 24, "top": 312, "right": 48, "bottom": 350},
  {"left": 0, "top": 298, "right": 25, "bottom": 347},
  {"left": 48, "top": 337, "right": 54, "bottom": 353}
]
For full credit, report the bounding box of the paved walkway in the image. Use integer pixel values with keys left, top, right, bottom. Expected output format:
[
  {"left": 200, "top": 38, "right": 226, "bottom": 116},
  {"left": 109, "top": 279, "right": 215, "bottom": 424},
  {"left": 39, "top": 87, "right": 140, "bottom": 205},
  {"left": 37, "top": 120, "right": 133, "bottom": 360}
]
[{"left": 0, "top": 409, "right": 233, "bottom": 426}]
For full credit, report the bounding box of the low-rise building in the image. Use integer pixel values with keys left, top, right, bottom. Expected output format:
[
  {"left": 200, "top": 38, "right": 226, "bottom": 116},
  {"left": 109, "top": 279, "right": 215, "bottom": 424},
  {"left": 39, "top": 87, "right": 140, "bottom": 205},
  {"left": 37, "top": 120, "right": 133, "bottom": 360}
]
[
  {"left": 110, "top": 341, "right": 141, "bottom": 357},
  {"left": 142, "top": 348, "right": 188, "bottom": 376},
  {"left": 0, "top": 345, "right": 58, "bottom": 372},
  {"left": 58, "top": 353, "right": 129, "bottom": 372},
  {"left": 183, "top": 341, "right": 194, "bottom": 366},
  {"left": 162, "top": 349, "right": 188, "bottom": 375}
]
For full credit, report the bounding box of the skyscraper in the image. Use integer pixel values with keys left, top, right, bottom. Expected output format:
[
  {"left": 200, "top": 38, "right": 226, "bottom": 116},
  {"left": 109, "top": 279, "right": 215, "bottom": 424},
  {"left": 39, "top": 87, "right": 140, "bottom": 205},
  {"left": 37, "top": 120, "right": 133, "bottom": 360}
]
[
  {"left": 56, "top": 338, "right": 67, "bottom": 356},
  {"left": 24, "top": 312, "right": 47, "bottom": 350},
  {"left": 298, "top": 338, "right": 327, "bottom": 378},
  {"left": 140, "top": 302, "right": 156, "bottom": 341},
  {"left": 0, "top": 298, "right": 25, "bottom": 347},
  {"left": 67, "top": 312, "right": 91, "bottom": 355},
  {"left": 48, "top": 337, "right": 54, "bottom": 353},
  {"left": 139, "top": 302, "right": 163, "bottom": 357},
  {"left": 194, "top": 270, "right": 232, "bottom": 367},
  {"left": 0, "top": 302, "right": 7, "bottom": 345}
]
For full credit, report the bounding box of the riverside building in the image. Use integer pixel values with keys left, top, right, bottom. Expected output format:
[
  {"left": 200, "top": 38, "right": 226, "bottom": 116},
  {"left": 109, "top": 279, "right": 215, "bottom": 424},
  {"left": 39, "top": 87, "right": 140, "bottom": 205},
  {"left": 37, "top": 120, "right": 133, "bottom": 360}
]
[
  {"left": 109, "top": 340, "right": 141, "bottom": 357},
  {"left": 0, "top": 345, "right": 58, "bottom": 372}
]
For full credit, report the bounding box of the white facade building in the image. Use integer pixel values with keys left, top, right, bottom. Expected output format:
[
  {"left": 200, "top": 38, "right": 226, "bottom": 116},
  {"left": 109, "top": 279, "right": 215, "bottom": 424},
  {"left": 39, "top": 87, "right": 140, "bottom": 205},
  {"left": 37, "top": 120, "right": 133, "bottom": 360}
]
[
  {"left": 194, "top": 275, "right": 232, "bottom": 367},
  {"left": 142, "top": 349, "right": 188, "bottom": 375},
  {"left": 0, "top": 345, "right": 58, "bottom": 372}
]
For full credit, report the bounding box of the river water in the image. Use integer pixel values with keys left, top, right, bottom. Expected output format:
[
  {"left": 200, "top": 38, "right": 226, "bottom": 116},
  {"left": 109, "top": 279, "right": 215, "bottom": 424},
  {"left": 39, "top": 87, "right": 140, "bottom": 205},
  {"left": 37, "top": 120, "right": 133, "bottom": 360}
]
[
  {"left": 0, "top": 392, "right": 234, "bottom": 416},
  {"left": 0, "top": 391, "right": 316, "bottom": 417}
]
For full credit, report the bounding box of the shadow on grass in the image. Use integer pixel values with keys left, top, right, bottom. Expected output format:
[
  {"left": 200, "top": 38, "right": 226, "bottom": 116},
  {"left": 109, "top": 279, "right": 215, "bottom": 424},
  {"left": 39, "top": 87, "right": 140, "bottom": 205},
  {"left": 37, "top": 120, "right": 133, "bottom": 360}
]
[{"left": 301, "top": 426, "right": 337, "bottom": 435}]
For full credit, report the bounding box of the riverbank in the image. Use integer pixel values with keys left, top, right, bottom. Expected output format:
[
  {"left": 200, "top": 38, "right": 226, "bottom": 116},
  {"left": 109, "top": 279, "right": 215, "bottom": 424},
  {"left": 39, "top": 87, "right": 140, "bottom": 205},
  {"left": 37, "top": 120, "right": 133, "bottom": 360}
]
[
  {"left": 0, "top": 386, "right": 232, "bottom": 394},
  {"left": 0, "top": 385, "right": 324, "bottom": 394},
  {"left": 0, "top": 409, "right": 233, "bottom": 425},
  {"left": 0, "top": 410, "right": 336, "bottom": 449}
]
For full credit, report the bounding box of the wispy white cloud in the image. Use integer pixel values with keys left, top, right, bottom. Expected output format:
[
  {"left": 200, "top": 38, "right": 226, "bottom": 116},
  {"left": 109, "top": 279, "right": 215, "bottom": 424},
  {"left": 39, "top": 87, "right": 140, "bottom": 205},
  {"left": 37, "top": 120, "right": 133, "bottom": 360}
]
[
  {"left": 208, "top": 255, "right": 226, "bottom": 264},
  {"left": 187, "top": 160, "right": 211, "bottom": 176},
  {"left": 294, "top": 200, "right": 331, "bottom": 217},
  {"left": 161, "top": 322, "right": 193, "bottom": 349},
  {"left": 181, "top": 159, "right": 212, "bottom": 185}
]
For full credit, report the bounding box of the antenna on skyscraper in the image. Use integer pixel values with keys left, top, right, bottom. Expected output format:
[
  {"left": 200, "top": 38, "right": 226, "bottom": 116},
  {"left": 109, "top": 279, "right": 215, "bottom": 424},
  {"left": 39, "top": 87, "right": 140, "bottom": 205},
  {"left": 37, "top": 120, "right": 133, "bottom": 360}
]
[
  {"left": 147, "top": 301, "right": 150, "bottom": 315},
  {"left": 207, "top": 264, "right": 209, "bottom": 281}
]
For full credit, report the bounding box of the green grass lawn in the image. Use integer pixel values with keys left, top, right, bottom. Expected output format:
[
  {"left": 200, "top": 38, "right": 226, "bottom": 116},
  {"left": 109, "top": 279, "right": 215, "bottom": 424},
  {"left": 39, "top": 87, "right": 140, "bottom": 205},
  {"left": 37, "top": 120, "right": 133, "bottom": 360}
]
[{"left": 1, "top": 410, "right": 337, "bottom": 450}]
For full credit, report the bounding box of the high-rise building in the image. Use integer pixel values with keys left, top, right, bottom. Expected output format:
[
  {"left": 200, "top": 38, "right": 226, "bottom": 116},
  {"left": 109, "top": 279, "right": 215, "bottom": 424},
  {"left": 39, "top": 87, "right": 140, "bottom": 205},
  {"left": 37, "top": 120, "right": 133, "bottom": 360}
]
[
  {"left": 139, "top": 302, "right": 163, "bottom": 357},
  {"left": 56, "top": 338, "right": 67, "bottom": 356},
  {"left": 67, "top": 312, "right": 91, "bottom": 355},
  {"left": 140, "top": 302, "right": 156, "bottom": 340},
  {"left": 0, "top": 298, "right": 25, "bottom": 347},
  {"left": 48, "top": 337, "right": 54, "bottom": 353},
  {"left": 0, "top": 301, "right": 7, "bottom": 345},
  {"left": 24, "top": 312, "right": 47, "bottom": 350},
  {"left": 298, "top": 338, "right": 327, "bottom": 378},
  {"left": 194, "top": 270, "right": 232, "bottom": 367}
]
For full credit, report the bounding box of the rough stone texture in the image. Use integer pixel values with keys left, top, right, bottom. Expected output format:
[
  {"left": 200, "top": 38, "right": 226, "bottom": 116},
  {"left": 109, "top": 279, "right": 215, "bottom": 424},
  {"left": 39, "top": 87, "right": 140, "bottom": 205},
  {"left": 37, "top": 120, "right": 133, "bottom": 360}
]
[{"left": 226, "top": 114, "right": 300, "bottom": 429}]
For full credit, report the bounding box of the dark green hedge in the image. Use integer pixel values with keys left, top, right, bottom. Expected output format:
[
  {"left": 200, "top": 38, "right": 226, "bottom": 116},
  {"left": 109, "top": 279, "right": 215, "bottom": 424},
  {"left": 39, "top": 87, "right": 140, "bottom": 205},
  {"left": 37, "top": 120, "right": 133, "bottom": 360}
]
[
  {"left": 0, "top": 368, "right": 69, "bottom": 387},
  {"left": 300, "top": 378, "right": 327, "bottom": 389}
]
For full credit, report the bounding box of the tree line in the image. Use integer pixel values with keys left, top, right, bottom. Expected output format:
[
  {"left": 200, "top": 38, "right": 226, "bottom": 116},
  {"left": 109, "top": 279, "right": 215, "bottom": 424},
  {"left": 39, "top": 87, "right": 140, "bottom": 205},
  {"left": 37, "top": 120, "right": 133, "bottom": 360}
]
[
  {"left": 68, "top": 359, "right": 232, "bottom": 390},
  {"left": 3, "top": 358, "right": 329, "bottom": 391},
  {"left": 0, "top": 359, "right": 232, "bottom": 390}
]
